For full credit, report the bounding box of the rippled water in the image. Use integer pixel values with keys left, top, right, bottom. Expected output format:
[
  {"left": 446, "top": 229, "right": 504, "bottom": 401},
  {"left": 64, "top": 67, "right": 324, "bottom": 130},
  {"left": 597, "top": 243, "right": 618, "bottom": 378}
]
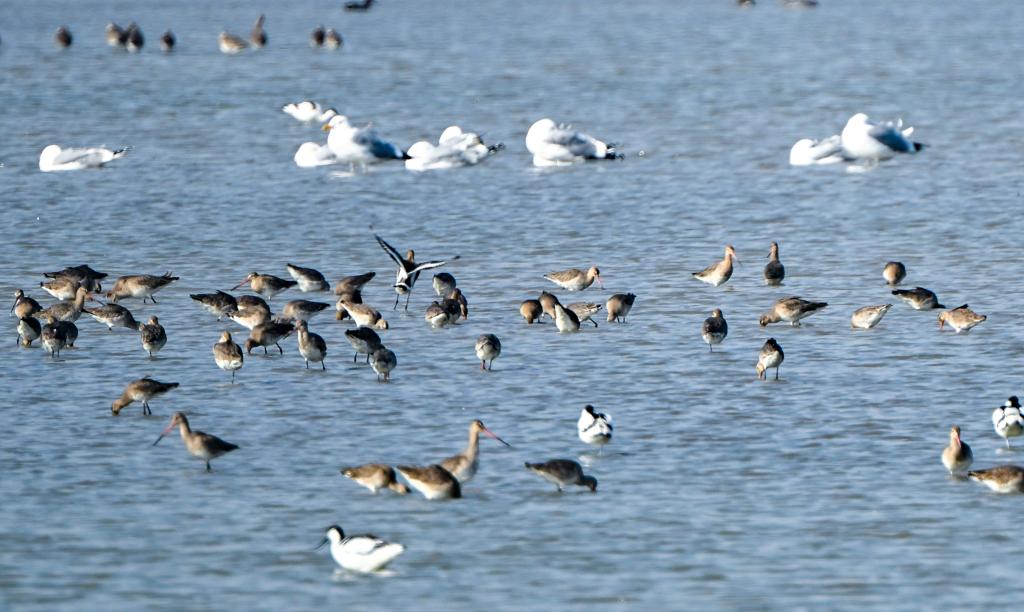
[{"left": 2, "top": 0, "right": 1024, "bottom": 609}]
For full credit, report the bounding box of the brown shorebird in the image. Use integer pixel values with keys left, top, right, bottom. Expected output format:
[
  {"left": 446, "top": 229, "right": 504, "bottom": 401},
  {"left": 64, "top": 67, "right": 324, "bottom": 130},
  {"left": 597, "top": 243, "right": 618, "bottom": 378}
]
[
  {"left": 106, "top": 273, "right": 179, "bottom": 304},
  {"left": 112, "top": 378, "right": 179, "bottom": 415},
  {"left": 340, "top": 464, "right": 410, "bottom": 494},
  {"left": 282, "top": 299, "right": 330, "bottom": 322},
  {"left": 938, "top": 304, "right": 986, "bottom": 333},
  {"left": 395, "top": 464, "right": 462, "bottom": 499},
  {"left": 445, "top": 288, "right": 468, "bottom": 320},
  {"left": 218, "top": 31, "right": 248, "bottom": 54},
  {"left": 18, "top": 316, "right": 42, "bottom": 347},
  {"left": 371, "top": 348, "right": 397, "bottom": 382},
  {"left": 344, "top": 327, "right": 383, "bottom": 364},
  {"left": 106, "top": 22, "right": 124, "bottom": 47},
  {"left": 249, "top": 14, "right": 267, "bottom": 48},
  {"left": 941, "top": 425, "right": 973, "bottom": 475},
  {"left": 883, "top": 261, "right": 906, "bottom": 286},
  {"left": 538, "top": 291, "right": 561, "bottom": 320},
  {"left": 339, "top": 301, "right": 389, "bottom": 329},
  {"left": 245, "top": 321, "right": 294, "bottom": 355},
  {"left": 375, "top": 234, "right": 457, "bottom": 310},
  {"left": 11, "top": 290, "right": 41, "bottom": 319},
  {"left": 475, "top": 334, "right": 501, "bottom": 370},
  {"left": 568, "top": 302, "right": 600, "bottom": 328},
  {"left": 233, "top": 272, "right": 297, "bottom": 299},
  {"left": 701, "top": 308, "right": 728, "bottom": 352},
  {"left": 226, "top": 305, "right": 271, "bottom": 330},
  {"left": 213, "top": 331, "right": 244, "bottom": 382},
  {"left": 851, "top": 304, "right": 892, "bottom": 329},
  {"left": 190, "top": 290, "right": 237, "bottom": 320},
  {"left": 295, "top": 320, "right": 327, "bottom": 370},
  {"left": 286, "top": 263, "right": 330, "bottom": 292},
  {"left": 967, "top": 465, "right": 1024, "bottom": 494},
  {"left": 334, "top": 271, "right": 375, "bottom": 295},
  {"left": 544, "top": 266, "right": 603, "bottom": 292},
  {"left": 425, "top": 302, "right": 451, "bottom": 328},
  {"left": 324, "top": 28, "right": 343, "bottom": 49},
  {"left": 763, "top": 242, "right": 785, "bottom": 285},
  {"left": 54, "top": 26, "right": 73, "bottom": 48},
  {"left": 39, "top": 277, "right": 82, "bottom": 301},
  {"left": 334, "top": 291, "right": 362, "bottom": 321},
  {"left": 43, "top": 265, "right": 106, "bottom": 290},
  {"left": 439, "top": 420, "right": 510, "bottom": 483},
  {"left": 524, "top": 459, "right": 597, "bottom": 492},
  {"left": 553, "top": 303, "right": 580, "bottom": 333},
  {"left": 138, "top": 315, "right": 167, "bottom": 357},
  {"left": 433, "top": 272, "right": 456, "bottom": 297},
  {"left": 606, "top": 293, "right": 635, "bottom": 323},
  {"left": 892, "top": 287, "right": 943, "bottom": 310},
  {"left": 35, "top": 286, "right": 91, "bottom": 323},
  {"left": 759, "top": 297, "right": 827, "bottom": 326},
  {"left": 756, "top": 338, "right": 784, "bottom": 380},
  {"left": 692, "top": 245, "right": 738, "bottom": 287},
  {"left": 520, "top": 299, "right": 543, "bottom": 324},
  {"left": 83, "top": 302, "right": 139, "bottom": 331},
  {"left": 40, "top": 322, "right": 77, "bottom": 357},
  {"left": 153, "top": 412, "right": 239, "bottom": 472}
]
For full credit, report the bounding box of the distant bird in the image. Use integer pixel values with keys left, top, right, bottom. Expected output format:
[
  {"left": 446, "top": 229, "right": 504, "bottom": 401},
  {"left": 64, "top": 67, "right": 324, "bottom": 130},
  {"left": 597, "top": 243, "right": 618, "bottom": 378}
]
[
  {"left": 759, "top": 297, "right": 827, "bottom": 326},
  {"left": 282, "top": 101, "right": 338, "bottom": 124},
  {"left": 213, "top": 331, "right": 244, "bottom": 383},
  {"left": 883, "top": 261, "right": 906, "bottom": 286},
  {"left": 432, "top": 272, "right": 457, "bottom": 297},
  {"left": 138, "top": 315, "right": 167, "bottom": 358},
  {"left": 371, "top": 348, "right": 396, "bottom": 382},
  {"left": 106, "top": 23, "right": 124, "bottom": 47},
  {"left": 544, "top": 266, "right": 603, "bottom": 292},
  {"left": 756, "top": 338, "right": 784, "bottom": 380},
  {"left": 106, "top": 273, "right": 178, "bottom": 304},
  {"left": 606, "top": 293, "right": 635, "bottom": 323},
  {"left": 520, "top": 299, "right": 543, "bottom": 324},
  {"left": 341, "top": 464, "right": 409, "bottom": 494},
  {"left": 39, "top": 145, "right": 128, "bottom": 172},
  {"left": 124, "top": 22, "right": 143, "bottom": 52},
  {"left": 577, "top": 405, "right": 613, "bottom": 447},
  {"left": 763, "top": 242, "right": 784, "bottom": 285},
  {"left": 892, "top": 287, "right": 943, "bottom": 310},
  {"left": 112, "top": 377, "right": 179, "bottom": 416},
  {"left": 344, "top": 327, "right": 383, "bottom": 363},
  {"left": 525, "top": 118, "right": 621, "bottom": 167},
  {"left": 993, "top": 396, "right": 1024, "bottom": 449},
  {"left": 474, "top": 334, "right": 501, "bottom": 370},
  {"left": 553, "top": 303, "right": 580, "bottom": 333},
  {"left": 54, "top": 26, "right": 73, "bottom": 48},
  {"left": 233, "top": 272, "right": 297, "bottom": 299},
  {"left": 375, "top": 235, "right": 456, "bottom": 310},
  {"left": 295, "top": 320, "right": 327, "bottom": 370},
  {"left": 17, "top": 317, "right": 42, "bottom": 347},
  {"left": 324, "top": 28, "right": 343, "bottom": 49},
  {"left": 11, "top": 289, "right": 41, "bottom": 319},
  {"left": 345, "top": 0, "right": 375, "bottom": 11},
  {"left": 153, "top": 412, "right": 238, "bottom": 472},
  {"left": 567, "top": 302, "right": 601, "bottom": 328},
  {"left": 967, "top": 465, "right": 1024, "bottom": 494},
  {"left": 840, "top": 113, "right": 925, "bottom": 163},
  {"left": 218, "top": 31, "right": 247, "bottom": 54},
  {"left": 190, "top": 290, "right": 237, "bottom": 320},
  {"left": 249, "top": 14, "right": 267, "bottom": 48},
  {"left": 941, "top": 425, "right": 973, "bottom": 476},
  {"left": 310, "top": 25, "right": 325, "bottom": 47},
  {"left": 850, "top": 304, "right": 891, "bottom": 329},
  {"left": 395, "top": 464, "right": 461, "bottom": 500},
  {"left": 317, "top": 526, "right": 405, "bottom": 573},
  {"left": 245, "top": 321, "right": 294, "bottom": 356},
  {"left": 692, "top": 245, "right": 738, "bottom": 287},
  {"left": 524, "top": 459, "right": 597, "bottom": 492},
  {"left": 83, "top": 302, "right": 139, "bottom": 331},
  {"left": 160, "top": 30, "right": 175, "bottom": 52},
  {"left": 938, "top": 304, "right": 986, "bottom": 333},
  {"left": 439, "top": 420, "right": 510, "bottom": 483},
  {"left": 701, "top": 308, "right": 728, "bottom": 352}
]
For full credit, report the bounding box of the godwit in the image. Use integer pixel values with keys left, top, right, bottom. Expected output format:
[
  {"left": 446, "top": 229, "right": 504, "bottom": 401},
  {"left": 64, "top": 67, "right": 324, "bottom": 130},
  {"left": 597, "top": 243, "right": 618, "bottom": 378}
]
[
  {"left": 938, "top": 305, "right": 986, "bottom": 333},
  {"left": 553, "top": 303, "right": 580, "bottom": 333},
  {"left": 692, "top": 245, "right": 738, "bottom": 287},
  {"left": 525, "top": 118, "right": 621, "bottom": 166},
  {"left": 883, "top": 261, "right": 906, "bottom": 286},
  {"left": 236, "top": 295, "right": 271, "bottom": 312},
  {"left": 106, "top": 22, "right": 124, "bottom": 46},
  {"left": 701, "top": 308, "right": 728, "bottom": 352},
  {"left": 218, "top": 31, "right": 247, "bottom": 54},
  {"left": 371, "top": 348, "right": 397, "bottom": 382},
  {"left": 941, "top": 425, "right": 973, "bottom": 476},
  {"left": 967, "top": 466, "right": 1024, "bottom": 494},
  {"left": 249, "top": 14, "right": 267, "bottom": 48},
  {"left": 763, "top": 242, "right": 785, "bottom": 285},
  {"left": 892, "top": 287, "right": 943, "bottom": 310},
  {"left": 53, "top": 321, "right": 78, "bottom": 348},
  {"left": 340, "top": 464, "right": 409, "bottom": 494},
  {"left": 43, "top": 265, "right": 106, "bottom": 288},
  {"left": 474, "top": 334, "right": 501, "bottom": 370},
  {"left": 334, "top": 272, "right": 375, "bottom": 295},
  {"left": 756, "top": 338, "right": 784, "bottom": 380},
  {"left": 344, "top": 327, "right": 383, "bottom": 363},
  {"left": 520, "top": 299, "right": 543, "bottom": 324},
  {"left": 138, "top": 315, "right": 167, "bottom": 358},
  {"left": 83, "top": 302, "right": 139, "bottom": 331},
  {"left": 106, "top": 273, "right": 179, "bottom": 304},
  {"left": 992, "top": 397, "right": 1024, "bottom": 449},
  {"left": 123, "top": 22, "right": 143, "bottom": 51},
  {"left": 295, "top": 320, "right": 327, "bottom": 370},
  {"left": 35, "top": 286, "right": 90, "bottom": 323},
  {"left": 54, "top": 26, "right": 73, "bottom": 48},
  {"left": 424, "top": 302, "right": 452, "bottom": 328},
  {"left": 213, "top": 331, "right": 244, "bottom": 383},
  {"left": 851, "top": 304, "right": 891, "bottom": 329},
  {"left": 375, "top": 234, "right": 457, "bottom": 310},
  {"left": 225, "top": 306, "right": 270, "bottom": 330},
  {"left": 339, "top": 301, "right": 388, "bottom": 329},
  {"left": 538, "top": 291, "right": 561, "bottom": 320},
  {"left": 345, "top": 0, "right": 374, "bottom": 11},
  {"left": 39, "top": 277, "right": 81, "bottom": 300},
  {"left": 395, "top": 464, "right": 462, "bottom": 499},
  {"left": 544, "top": 266, "right": 603, "bottom": 292},
  {"left": 310, "top": 25, "right": 325, "bottom": 47},
  {"left": 524, "top": 459, "right": 597, "bottom": 492},
  {"left": 17, "top": 316, "right": 41, "bottom": 347},
  {"left": 286, "top": 263, "right": 330, "bottom": 292},
  {"left": 334, "top": 291, "right": 362, "bottom": 321},
  {"left": 433, "top": 272, "right": 457, "bottom": 297},
  {"left": 324, "top": 28, "right": 342, "bottom": 49},
  {"left": 282, "top": 299, "right": 330, "bottom": 322},
  {"left": 112, "top": 378, "right": 179, "bottom": 415},
  {"left": 568, "top": 302, "right": 601, "bottom": 327},
  {"left": 759, "top": 297, "right": 827, "bottom": 326},
  {"left": 11, "top": 290, "right": 41, "bottom": 319},
  {"left": 160, "top": 30, "right": 175, "bottom": 52},
  {"left": 232, "top": 272, "right": 297, "bottom": 299},
  {"left": 316, "top": 526, "right": 405, "bottom": 573},
  {"left": 153, "top": 412, "right": 239, "bottom": 472},
  {"left": 439, "top": 420, "right": 511, "bottom": 483},
  {"left": 577, "top": 405, "right": 613, "bottom": 447},
  {"left": 190, "top": 290, "right": 237, "bottom": 320},
  {"left": 40, "top": 325, "right": 66, "bottom": 357},
  {"left": 445, "top": 288, "right": 468, "bottom": 320},
  {"left": 605, "top": 293, "right": 635, "bottom": 323},
  {"left": 245, "top": 321, "right": 294, "bottom": 355}
]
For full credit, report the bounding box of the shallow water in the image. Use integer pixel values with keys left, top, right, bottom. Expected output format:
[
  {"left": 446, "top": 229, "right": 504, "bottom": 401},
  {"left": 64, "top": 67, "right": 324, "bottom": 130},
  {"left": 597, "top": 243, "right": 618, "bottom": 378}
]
[{"left": 2, "top": 0, "right": 1024, "bottom": 609}]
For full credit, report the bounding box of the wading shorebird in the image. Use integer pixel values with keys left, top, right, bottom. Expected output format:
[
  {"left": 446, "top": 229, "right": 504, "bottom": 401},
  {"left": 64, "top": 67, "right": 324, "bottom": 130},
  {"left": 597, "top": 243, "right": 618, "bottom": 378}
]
[
  {"left": 568, "top": 302, "right": 601, "bottom": 328},
  {"left": 544, "top": 266, "right": 603, "bottom": 292},
  {"left": 883, "top": 261, "right": 906, "bottom": 286},
  {"left": 763, "top": 242, "right": 785, "bottom": 286},
  {"left": 190, "top": 290, "right": 237, "bottom": 320},
  {"left": 225, "top": 305, "right": 271, "bottom": 331},
  {"left": 577, "top": 405, "right": 613, "bottom": 448},
  {"left": 11, "top": 290, "right": 41, "bottom": 319},
  {"left": 334, "top": 271, "right": 375, "bottom": 296},
  {"left": 371, "top": 348, "right": 397, "bottom": 382},
  {"left": 520, "top": 299, "right": 543, "bottom": 324},
  {"left": 759, "top": 297, "right": 827, "bottom": 327},
  {"left": 18, "top": 316, "right": 42, "bottom": 347},
  {"left": 138, "top": 315, "right": 167, "bottom": 358},
  {"left": 245, "top": 321, "right": 295, "bottom": 355},
  {"left": 153, "top": 412, "right": 239, "bottom": 472},
  {"left": 83, "top": 302, "right": 139, "bottom": 331},
  {"left": 35, "top": 286, "right": 91, "bottom": 323},
  {"left": 553, "top": 303, "right": 580, "bottom": 333},
  {"left": 40, "top": 323, "right": 68, "bottom": 358},
  {"left": 340, "top": 464, "right": 409, "bottom": 495},
  {"left": 701, "top": 308, "right": 728, "bottom": 352},
  {"left": 439, "top": 420, "right": 511, "bottom": 483},
  {"left": 968, "top": 465, "right": 1024, "bottom": 494},
  {"left": 941, "top": 425, "right": 973, "bottom": 476},
  {"left": 43, "top": 264, "right": 106, "bottom": 289},
  {"left": 218, "top": 31, "right": 248, "bottom": 54},
  {"left": 474, "top": 334, "right": 501, "bottom": 370},
  {"left": 39, "top": 277, "right": 82, "bottom": 301},
  {"left": 282, "top": 299, "right": 331, "bottom": 323},
  {"left": 395, "top": 464, "right": 462, "bottom": 499},
  {"left": 338, "top": 301, "right": 389, "bottom": 329},
  {"left": 524, "top": 459, "right": 598, "bottom": 492},
  {"left": 606, "top": 293, "right": 635, "bottom": 323},
  {"left": 286, "top": 263, "right": 330, "bottom": 292},
  {"left": 892, "top": 287, "right": 943, "bottom": 310},
  {"left": 316, "top": 525, "right": 405, "bottom": 573},
  {"left": 432, "top": 272, "right": 457, "bottom": 297},
  {"left": 375, "top": 234, "right": 457, "bottom": 310},
  {"left": 993, "top": 396, "right": 1024, "bottom": 449},
  {"left": 324, "top": 28, "right": 342, "bottom": 49},
  {"left": 105, "top": 273, "right": 179, "bottom": 304},
  {"left": 851, "top": 304, "right": 891, "bottom": 329},
  {"left": 538, "top": 291, "right": 561, "bottom": 320},
  {"left": 295, "top": 320, "right": 327, "bottom": 370},
  {"left": 344, "top": 327, "right": 383, "bottom": 364},
  {"left": 692, "top": 245, "right": 738, "bottom": 287},
  {"left": 938, "top": 304, "right": 986, "bottom": 333},
  {"left": 213, "top": 331, "right": 244, "bottom": 383},
  {"left": 233, "top": 272, "right": 297, "bottom": 299},
  {"left": 756, "top": 338, "right": 784, "bottom": 380},
  {"left": 112, "top": 378, "right": 179, "bottom": 416}
]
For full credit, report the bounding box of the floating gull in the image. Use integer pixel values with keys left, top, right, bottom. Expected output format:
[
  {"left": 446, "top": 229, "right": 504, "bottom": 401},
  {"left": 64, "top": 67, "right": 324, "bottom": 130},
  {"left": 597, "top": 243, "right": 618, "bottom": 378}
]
[
  {"left": 525, "top": 118, "right": 621, "bottom": 167},
  {"left": 405, "top": 126, "right": 502, "bottom": 172},
  {"left": 840, "top": 113, "right": 925, "bottom": 162},
  {"left": 282, "top": 101, "right": 338, "bottom": 123},
  {"left": 323, "top": 115, "right": 407, "bottom": 168},
  {"left": 39, "top": 145, "right": 128, "bottom": 172},
  {"left": 788, "top": 135, "right": 847, "bottom": 166},
  {"left": 293, "top": 142, "right": 338, "bottom": 168}
]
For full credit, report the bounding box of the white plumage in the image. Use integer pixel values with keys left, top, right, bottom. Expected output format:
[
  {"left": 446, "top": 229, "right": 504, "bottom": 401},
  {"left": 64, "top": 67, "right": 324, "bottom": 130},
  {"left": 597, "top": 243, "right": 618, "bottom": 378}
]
[
  {"left": 788, "top": 135, "right": 846, "bottom": 166},
  {"left": 405, "top": 126, "right": 500, "bottom": 171},
  {"left": 323, "top": 115, "right": 406, "bottom": 166},
  {"left": 525, "top": 118, "right": 619, "bottom": 167},
  {"left": 39, "top": 145, "right": 128, "bottom": 172},
  {"left": 840, "top": 113, "right": 922, "bottom": 161},
  {"left": 318, "top": 525, "right": 405, "bottom": 573},
  {"left": 577, "top": 405, "right": 613, "bottom": 447},
  {"left": 293, "top": 142, "right": 338, "bottom": 168},
  {"left": 992, "top": 396, "right": 1024, "bottom": 448},
  {"left": 282, "top": 101, "right": 338, "bottom": 123}
]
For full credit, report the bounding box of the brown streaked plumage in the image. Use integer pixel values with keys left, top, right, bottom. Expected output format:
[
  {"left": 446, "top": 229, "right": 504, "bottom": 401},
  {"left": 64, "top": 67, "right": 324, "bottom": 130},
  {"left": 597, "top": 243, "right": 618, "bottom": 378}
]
[
  {"left": 245, "top": 321, "right": 294, "bottom": 355},
  {"left": 295, "top": 320, "right": 327, "bottom": 370},
  {"left": 138, "top": 315, "right": 167, "bottom": 357},
  {"left": 440, "top": 420, "right": 511, "bottom": 483},
  {"left": 112, "top": 378, "right": 179, "bottom": 416},
  {"left": 232, "top": 272, "right": 296, "bottom": 299},
  {"left": 520, "top": 299, "right": 543, "bottom": 324},
  {"left": 105, "top": 273, "right": 179, "bottom": 304},
  {"left": 851, "top": 304, "right": 892, "bottom": 329},
  {"left": 524, "top": 459, "right": 597, "bottom": 492},
  {"left": 395, "top": 464, "right": 462, "bottom": 500},
  {"left": 692, "top": 245, "right": 738, "bottom": 287},
  {"left": 43, "top": 264, "right": 107, "bottom": 284},
  {"left": 153, "top": 412, "right": 239, "bottom": 472},
  {"left": 883, "top": 261, "right": 906, "bottom": 286},
  {"left": 938, "top": 304, "right": 986, "bottom": 333},
  {"left": 756, "top": 338, "right": 784, "bottom": 380},
  {"left": 11, "top": 290, "right": 42, "bottom": 319},
  {"left": 968, "top": 465, "right": 1024, "bottom": 494},
  {"left": 941, "top": 425, "right": 973, "bottom": 475},
  {"left": 213, "top": 331, "right": 244, "bottom": 383},
  {"left": 606, "top": 293, "right": 635, "bottom": 323},
  {"left": 759, "top": 296, "right": 827, "bottom": 326},
  {"left": 702, "top": 308, "right": 728, "bottom": 352},
  {"left": 341, "top": 464, "right": 409, "bottom": 494},
  {"left": 763, "top": 242, "right": 785, "bottom": 285},
  {"left": 892, "top": 287, "right": 943, "bottom": 310},
  {"left": 544, "top": 266, "right": 603, "bottom": 292}
]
